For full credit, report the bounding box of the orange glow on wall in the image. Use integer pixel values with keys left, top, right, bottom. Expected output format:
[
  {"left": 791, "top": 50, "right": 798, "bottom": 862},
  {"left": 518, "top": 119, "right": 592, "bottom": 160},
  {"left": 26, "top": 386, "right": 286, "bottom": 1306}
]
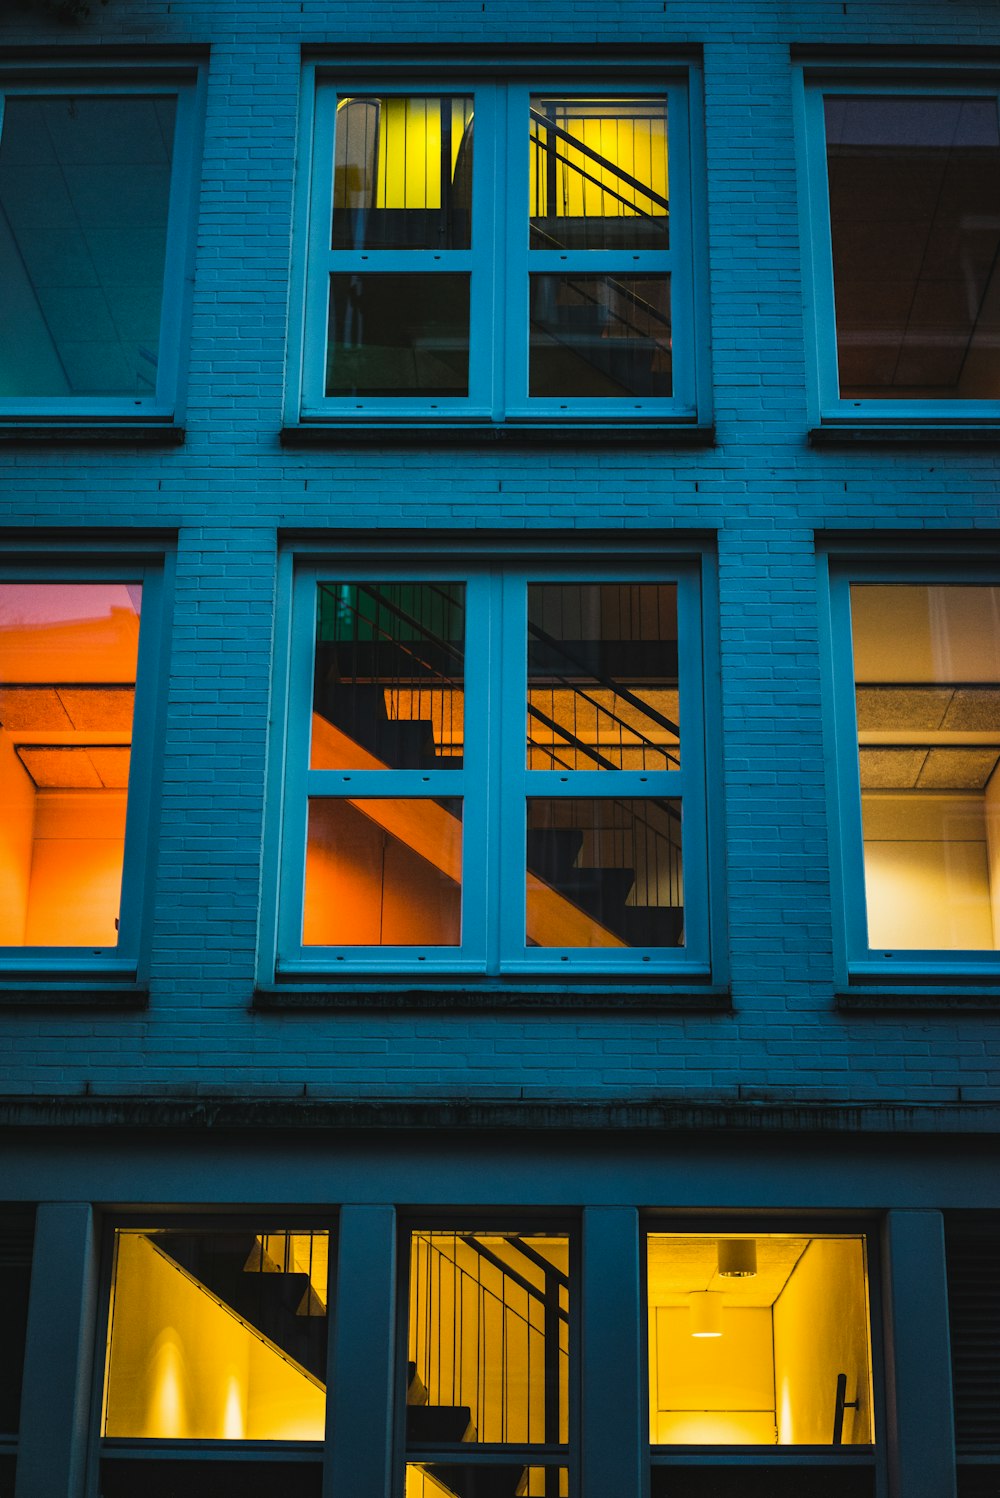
[{"left": 0, "top": 583, "right": 140, "bottom": 946}]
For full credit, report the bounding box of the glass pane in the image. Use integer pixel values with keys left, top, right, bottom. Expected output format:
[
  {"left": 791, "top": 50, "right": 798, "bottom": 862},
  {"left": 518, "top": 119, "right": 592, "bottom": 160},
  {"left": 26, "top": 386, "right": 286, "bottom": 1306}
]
[
  {"left": 104, "top": 1229, "right": 329, "bottom": 1441},
  {"left": 327, "top": 273, "right": 470, "bottom": 396},
  {"left": 406, "top": 1231, "right": 570, "bottom": 1448},
  {"left": 526, "top": 799, "right": 683, "bottom": 948},
  {"left": 100, "top": 1461, "right": 323, "bottom": 1498},
  {"left": 0, "top": 582, "right": 142, "bottom": 947},
  {"left": 527, "top": 583, "right": 679, "bottom": 771},
  {"left": 0, "top": 1209, "right": 33, "bottom": 1436},
  {"left": 651, "top": 1470, "right": 875, "bottom": 1497},
  {"left": 529, "top": 275, "right": 671, "bottom": 398},
  {"left": 407, "top": 1466, "right": 568, "bottom": 1498},
  {"left": 0, "top": 95, "right": 176, "bottom": 397},
  {"left": 312, "top": 582, "right": 465, "bottom": 771},
  {"left": 850, "top": 584, "right": 1000, "bottom": 950},
  {"left": 647, "top": 1234, "right": 874, "bottom": 1447},
  {"left": 530, "top": 96, "right": 668, "bottom": 251},
  {"left": 824, "top": 95, "right": 1000, "bottom": 400},
  {"left": 304, "top": 799, "right": 461, "bottom": 946},
  {"left": 332, "top": 95, "right": 473, "bottom": 250}
]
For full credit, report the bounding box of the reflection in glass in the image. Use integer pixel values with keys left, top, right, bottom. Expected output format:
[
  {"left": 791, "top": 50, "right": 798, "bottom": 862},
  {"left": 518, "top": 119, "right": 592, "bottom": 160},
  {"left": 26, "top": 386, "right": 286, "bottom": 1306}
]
[
  {"left": 327, "top": 273, "right": 470, "bottom": 396},
  {"left": 527, "top": 583, "right": 679, "bottom": 771},
  {"left": 0, "top": 95, "right": 177, "bottom": 397},
  {"left": 526, "top": 799, "right": 683, "bottom": 948},
  {"left": 824, "top": 95, "right": 1000, "bottom": 399},
  {"left": 0, "top": 582, "right": 142, "bottom": 947},
  {"left": 407, "top": 1467, "right": 568, "bottom": 1498},
  {"left": 100, "top": 1460, "right": 324, "bottom": 1498},
  {"left": 530, "top": 96, "right": 669, "bottom": 251},
  {"left": 850, "top": 585, "right": 1000, "bottom": 950},
  {"left": 304, "top": 799, "right": 462, "bottom": 946},
  {"left": 312, "top": 582, "right": 465, "bottom": 771},
  {"left": 647, "top": 1234, "right": 874, "bottom": 1447},
  {"left": 406, "top": 1230, "right": 570, "bottom": 1475},
  {"left": 104, "top": 1228, "right": 329, "bottom": 1441},
  {"left": 650, "top": 1470, "right": 874, "bottom": 1497},
  {"left": 332, "top": 95, "right": 474, "bottom": 250},
  {"left": 0, "top": 1209, "right": 33, "bottom": 1435},
  {"left": 529, "top": 275, "right": 671, "bottom": 398}
]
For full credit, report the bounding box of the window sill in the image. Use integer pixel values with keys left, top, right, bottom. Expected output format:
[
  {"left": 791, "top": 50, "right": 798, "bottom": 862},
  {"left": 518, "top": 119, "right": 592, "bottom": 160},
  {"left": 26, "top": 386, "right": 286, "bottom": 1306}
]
[
  {"left": 0, "top": 980, "right": 147, "bottom": 1009},
  {"left": 837, "top": 985, "right": 1000, "bottom": 1012},
  {"left": 0, "top": 423, "right": 185, "bottom": 447},
  {"left": 809, "top": 421, "right": 1000, "bottom": 447},
  {"left": 281, "top": 420, "right": 715, "bottom": 448},
  {"left": 254, "top": 983, "right": 731, "bottom": 1013}
]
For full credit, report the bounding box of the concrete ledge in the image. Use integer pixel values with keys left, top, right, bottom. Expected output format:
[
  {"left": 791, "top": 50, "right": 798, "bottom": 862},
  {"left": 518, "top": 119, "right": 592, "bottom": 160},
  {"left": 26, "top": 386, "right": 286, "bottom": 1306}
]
[
  {"left": 254, "top": 984, "right": 732, "bottom": 1013},
  {"left": 809, "top": 423, "right": 1000, "bottom": 447},
  {"left": 281, "top": 422, "right": 716, "bottom": 449},
  {"left": 0, "top": 425, "right": 185, "bottom": 447},
  {"left": 1, "top": 1092, "right": 999, "bottom": 1135},
  {"left": 0, "top": 985, "right": 147, "bottom": 1009}
]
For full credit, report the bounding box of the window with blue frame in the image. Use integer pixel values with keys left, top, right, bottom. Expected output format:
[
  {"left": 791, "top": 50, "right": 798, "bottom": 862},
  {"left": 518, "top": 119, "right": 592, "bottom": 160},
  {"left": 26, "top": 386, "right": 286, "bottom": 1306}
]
[
  {"left": 0, "top": 78, "right": 199, "bottom": 421},
  {"left": 295, "top": 72, "right": 701, "bottom": 422},
  {"left": 829, "top": 567, "right": 1000, "bottom": 975},
  {"left": 0, "top": 565, "right": 163, "bottom": 971},
  {"left": 802, "top": 80, "right": 1000, "bottom": 421},
  {"left": 274, "top": 558, "right": 712, "bottom": 979}
]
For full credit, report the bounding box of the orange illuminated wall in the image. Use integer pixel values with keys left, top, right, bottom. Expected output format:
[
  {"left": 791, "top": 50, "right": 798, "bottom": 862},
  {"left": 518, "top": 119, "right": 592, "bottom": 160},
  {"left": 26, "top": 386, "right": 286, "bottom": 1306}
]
[{"left": 0, "top": 583, "right": 140, "bottom": 947}]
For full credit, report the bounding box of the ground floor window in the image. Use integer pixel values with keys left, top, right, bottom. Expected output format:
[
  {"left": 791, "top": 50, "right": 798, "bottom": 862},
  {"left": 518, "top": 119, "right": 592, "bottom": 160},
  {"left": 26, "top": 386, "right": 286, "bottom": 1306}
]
[
  {"left": 403, "top": 1226, "right": 572, "bottom": 1498},
  {"left": 647, "top": 1231, "right": 875, "bottom": 1494},
  {"left": 99, "top": 1224, "right": 331, "bottom": 1495}
]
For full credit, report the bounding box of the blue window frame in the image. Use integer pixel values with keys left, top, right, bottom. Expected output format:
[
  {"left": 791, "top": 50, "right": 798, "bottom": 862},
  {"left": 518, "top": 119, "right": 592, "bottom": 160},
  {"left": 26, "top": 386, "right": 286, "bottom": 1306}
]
[
  {"left": 0, "top": 555, "right": 167, "bottom": 977},
  {"left": 291, "top": 64, "right": 704, "bottom": 425},
  {"left": 825, "top": 560, "right": 1000, "bottom": 980},
  {"left": 269, "top": 550, "right": 714, "bottom": 980},
  {"left": 0, "top": 72, "right": 201, "bottom": 423},
  {"left": 800, "top": 74, "right": 1000, "bottom": 425}
]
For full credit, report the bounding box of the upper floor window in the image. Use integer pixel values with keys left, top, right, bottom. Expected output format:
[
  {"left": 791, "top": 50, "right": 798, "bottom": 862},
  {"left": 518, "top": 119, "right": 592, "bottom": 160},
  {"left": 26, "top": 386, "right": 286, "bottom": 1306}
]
[
  {"left": 292, "top": 69, "right": 703, "bottom": 424},
  {"left": 828, "top": 565, "right": 1000, "bottom": 977},
  {"left": 0, "top": 77, "right": 200, "bottom": 422},
  {"left": 269, "top": 553, "right": 714, "bottom": 981},
  {"left": 0, "top": 564, "right": 164, "bottom": 973},
  {"left": 802, "top": 80, "right": 1000, "bottom": 421}
]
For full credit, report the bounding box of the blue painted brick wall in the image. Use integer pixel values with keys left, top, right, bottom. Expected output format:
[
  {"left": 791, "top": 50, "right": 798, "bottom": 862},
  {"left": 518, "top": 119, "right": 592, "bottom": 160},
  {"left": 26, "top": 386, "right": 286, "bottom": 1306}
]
[{"left": 0, "top": 0, "right": 999, "bottom": 1106}]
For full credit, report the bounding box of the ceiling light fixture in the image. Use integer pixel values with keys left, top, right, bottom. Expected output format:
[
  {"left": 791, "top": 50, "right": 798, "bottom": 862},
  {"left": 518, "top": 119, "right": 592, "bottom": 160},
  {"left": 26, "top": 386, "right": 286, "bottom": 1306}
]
[
  {"left": 717, "top": 1238, "right": 757, "bottom": 1278},
  {"left": 688, "top": 1290, "right": 723, "bottom": 1338}
]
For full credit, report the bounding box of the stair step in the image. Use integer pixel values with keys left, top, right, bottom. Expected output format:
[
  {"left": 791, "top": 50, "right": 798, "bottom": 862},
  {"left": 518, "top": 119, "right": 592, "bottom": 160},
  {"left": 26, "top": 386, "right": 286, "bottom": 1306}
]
[
  {"left": 407, "top": 1404, "right": 475, "bottom": 1444},
  {"left": 617, "top": 904, "right": 685, "bottom": 948},
  {"left": 526, "top": 827, "right": 584, "bottom": 882},
  {"left": 422, "top": 1462, "right": 528, "bottom": 1498}
]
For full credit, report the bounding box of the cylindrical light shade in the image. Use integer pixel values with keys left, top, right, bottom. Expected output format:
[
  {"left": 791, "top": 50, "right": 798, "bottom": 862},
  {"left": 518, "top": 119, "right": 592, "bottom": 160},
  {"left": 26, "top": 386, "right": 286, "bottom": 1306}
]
[
  {"left": 688, "top": 1291, "right": 724, "bottom": 1337},
  {"left": 717, "top": 1238, "right": 757, "bottom": 1278}
]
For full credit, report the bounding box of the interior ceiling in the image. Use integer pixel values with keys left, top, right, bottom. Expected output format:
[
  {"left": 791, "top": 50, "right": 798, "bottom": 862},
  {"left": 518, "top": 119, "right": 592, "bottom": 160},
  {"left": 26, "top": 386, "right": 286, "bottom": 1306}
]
[
  {"left": 646, "top": 1236, "right": 810, "bottom": 1309},
  {"left": 16, "top": 745, "right": 131, "bottom": 790},
  {"left": 856, "top": 686, "right": 1000, "bottom": 789},
  {"left": 0, "top": 685, "right": 135, "bottom": 732}
]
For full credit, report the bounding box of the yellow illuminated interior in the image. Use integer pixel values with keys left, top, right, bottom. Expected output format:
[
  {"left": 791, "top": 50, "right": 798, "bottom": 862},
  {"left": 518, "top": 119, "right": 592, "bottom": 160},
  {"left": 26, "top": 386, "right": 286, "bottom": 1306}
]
[
  {"left": 647, "top": 1235, "right": 874, "bottom": 1446},
  {"left": 530, "top": 97, "right": 668, "bottom": 225},
  {"left": 851, "top": 585, "right": 1000, "bottom": 950},
  {"left": 334, "top": 95, "right": 473, "bottom": 214},
  {"left": 104, "top": 1229, "right": 328, "bottom": 1441},
  {"left": 0, "top": 583, "right": 140, "bottom": 947},
  {"left": 407, "top": 1231, "right": 569, "bottom": 1448}
]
